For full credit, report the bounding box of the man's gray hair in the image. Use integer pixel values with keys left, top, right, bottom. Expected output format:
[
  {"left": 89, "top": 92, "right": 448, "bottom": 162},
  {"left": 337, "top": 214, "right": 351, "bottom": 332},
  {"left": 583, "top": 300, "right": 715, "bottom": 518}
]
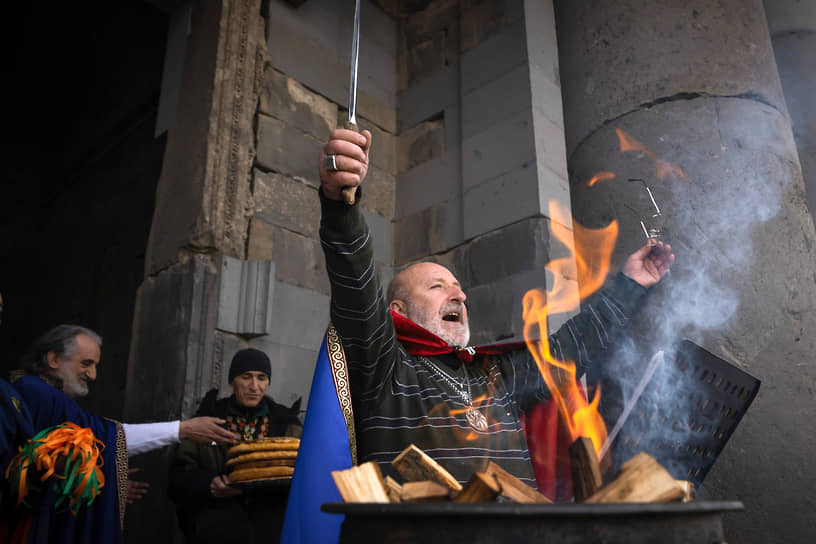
[{"left": 20, "top": 324, "right": 103, "bottom": 376}]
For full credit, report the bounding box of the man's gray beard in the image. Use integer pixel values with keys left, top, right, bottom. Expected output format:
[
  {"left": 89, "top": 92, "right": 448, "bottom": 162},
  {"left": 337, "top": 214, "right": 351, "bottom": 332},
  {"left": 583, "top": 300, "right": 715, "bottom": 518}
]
[
  {"left": 406, "top": 302, "right": 470, "bottom": 348},
  {"left": 55, "top": 367, "right": 89, "bottom": 399}
]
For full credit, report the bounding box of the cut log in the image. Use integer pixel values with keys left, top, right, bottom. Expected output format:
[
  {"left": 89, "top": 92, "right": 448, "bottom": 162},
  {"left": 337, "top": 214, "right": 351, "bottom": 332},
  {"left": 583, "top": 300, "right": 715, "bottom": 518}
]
[
  {"left": 569, "top": 436, "right": 603, "bottom": 502},
  {"left": 585, "top": 453, "right": 686, "bottom": 503},
  {"left": 454, "top": 472, "right": 501, "bottom": 503},
  {"left": 384, "top": 475, "right": 403, "bottom": 503},
  {"left": 400, "top": 480, "right": 451, "bottom": 502},
  {"left": 484, "top": 461, "right": 552, "bottom": 504},
  {"left": 331, "top": 461, "right": 390, "bottom": 503},
  {"left": 392, "top": 444, "right": 463, "bottom": 493},
  {"left": 675, "top": 480, "right": 696, "bottom": 503}
]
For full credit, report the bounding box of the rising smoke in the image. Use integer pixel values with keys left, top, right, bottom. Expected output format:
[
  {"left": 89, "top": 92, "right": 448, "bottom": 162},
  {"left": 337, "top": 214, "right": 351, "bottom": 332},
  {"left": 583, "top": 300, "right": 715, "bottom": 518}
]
[{"left": 595, "top": 102, "right": 788, "bottom": 483}]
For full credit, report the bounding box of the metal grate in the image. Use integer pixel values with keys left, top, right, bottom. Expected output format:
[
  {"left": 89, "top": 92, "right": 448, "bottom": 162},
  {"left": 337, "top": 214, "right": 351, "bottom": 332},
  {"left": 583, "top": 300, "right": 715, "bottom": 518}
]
[{"left": 608, "top": 339, "right": 760, "bottom": 487}]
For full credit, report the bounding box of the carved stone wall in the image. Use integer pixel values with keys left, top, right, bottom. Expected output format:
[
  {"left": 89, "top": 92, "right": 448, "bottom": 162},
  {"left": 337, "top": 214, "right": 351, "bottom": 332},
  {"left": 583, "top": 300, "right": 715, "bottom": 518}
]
[{"left": 122, "top": 2, "right": 266, "bottom": 542}]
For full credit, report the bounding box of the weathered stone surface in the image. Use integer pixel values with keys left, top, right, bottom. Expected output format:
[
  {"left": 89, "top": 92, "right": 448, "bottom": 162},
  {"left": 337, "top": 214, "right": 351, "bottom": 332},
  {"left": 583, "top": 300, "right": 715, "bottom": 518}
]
[
  {"left": 460, "top": 0, "right": 507, "bottom": 52},
  {"left": 529, "top": 62, "right": 564, "bottom": 130},
  {"left": 406, "top": 31, "right": 449, "bottom": 87},
  {"left": 216, "top": 256, "right": 276, "bottom": 336},
  {"left": 266, "top": 281, "right": 331, "bottom": 351},
  {"left": 253, "top": 169, "right": 320, "bottom": 237},
  {"left": 404, "top": 0, "right": 459, "bottom": 44},
  {"left": 246, "top": 217, "right": 330, "bottom": 294},
  {"left": 443, "top": 104, "right": 461, "bottom": 150},
  {"left": 125, "top": 255, "right": 219, "bottom": 421},
  {"left": 763, "top": 0, "right": 816, "bottom": 35},
  {"left": 554, "top": 0, "right": 788, "bottom": 157},
  {"left": 534, "top": 161, "right": 572, "bottom": 223},
  {"left": 463, "top": 161, "right": 542, "bottom": 240},
  {"left": 371, "top": 0, "right": 402, "bottom": 19},
  {"left": 256, "top": 114, "right": 322, "bottom": 184},
  {"left": 462, "top": 109, "right": 537, "bottom": 190},
  {"left": 211, "top": 330, "right": 245, "bottom": 400},
  {"left": 503, "top": 0, "right": 525, "bottom": 24},
  {"left": 524, "top": 0, "right": 560, "bottom": 92},
  {"left": 460, "top": 19, "right": 527, "bottom": 95},
  {"left": 461, "top": 216, "right": 552, "bottom": 287},
  {"left": 263, "top": 0, "right": 398, "bottom": 99},
  {"left": 531, "top": 108, "right": 569, "bottom": 181},
  {"left": 444, "top": 17, "right": 461, "bottom": 73},
  {"left": 717, "top": 100, "right": 798, "bottom": 164},
  {"left": 248, "top": 337, "right": 321, "bottom": 408},
  {"left": 768, "top": 30, "right": 816, "bottom": 227},
  {"left": 356, "top": 117, "right": 397, "bottom": 176},
  {"left": 398, "top": 119, "right": 446, "bottom": 173},
  {"left": 264, "top": 6, "right": 398, "bottom": 132},
  {"left": 246, "top": 216, "right": 275, "bottom": 261},
  {"left": 466, "top": 269, "right": 550, "bottom": 344},
  {"left": 361, "top": 208, "right": 393, "bottom": 264},
  {"left": 145, "top": 0, "right": 264, "bottom": 273},
  {"left": 461, "top": 63, "right": 531, "bottom": 141},
  {"left": 360, "top": 164, "right": 396, "bottom": 220},
  {"left": 393, "top": 207, "right": 434, "bottom": 263},
  {"left": 393, "top": 198, "right": 463, "bottom": 263},
  {"left": 260, "top": 66, "right": 337, "bottom": 141},
  {"left": 399, "top": 62, "right": 459, "bottom": 131}
]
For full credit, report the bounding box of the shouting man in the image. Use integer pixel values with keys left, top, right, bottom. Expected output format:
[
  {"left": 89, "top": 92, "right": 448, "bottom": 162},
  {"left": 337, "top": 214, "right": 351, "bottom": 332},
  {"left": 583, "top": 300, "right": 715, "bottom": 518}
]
[{"left": 317, "top": 129, "right": 674, "bottom": 486}]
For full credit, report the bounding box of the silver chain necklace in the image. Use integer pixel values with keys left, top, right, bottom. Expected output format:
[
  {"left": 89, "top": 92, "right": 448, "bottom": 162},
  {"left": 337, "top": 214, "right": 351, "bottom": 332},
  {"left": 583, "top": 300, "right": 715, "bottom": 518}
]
[{"left": 419, "top": 357, "right": 488, "bottom": 432}]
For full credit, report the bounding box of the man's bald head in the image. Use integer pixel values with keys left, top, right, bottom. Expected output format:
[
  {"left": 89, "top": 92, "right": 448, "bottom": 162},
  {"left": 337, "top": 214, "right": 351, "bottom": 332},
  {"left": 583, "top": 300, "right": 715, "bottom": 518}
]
[{"left": 387, "top": 262, "right": 470, "bottom": 347}]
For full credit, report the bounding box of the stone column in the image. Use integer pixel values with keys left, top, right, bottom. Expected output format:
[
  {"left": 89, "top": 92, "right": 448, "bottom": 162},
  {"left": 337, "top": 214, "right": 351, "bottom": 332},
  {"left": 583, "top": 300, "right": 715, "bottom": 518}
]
[
  {"left": 122, "top": 1, "right": 266, "bottom": 541},
  {"left": 555, "top": 1, "right": 816, "bottom": 542},
  {"left": 764, "top": 0, "right": 816, "bottom": 227}
]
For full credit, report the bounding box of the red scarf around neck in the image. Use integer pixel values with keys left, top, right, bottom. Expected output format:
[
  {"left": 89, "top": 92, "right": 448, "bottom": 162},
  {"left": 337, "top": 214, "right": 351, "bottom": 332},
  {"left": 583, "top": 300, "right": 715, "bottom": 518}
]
[{"left": 390, "top": 309, "right": 523, "bottom": 363}]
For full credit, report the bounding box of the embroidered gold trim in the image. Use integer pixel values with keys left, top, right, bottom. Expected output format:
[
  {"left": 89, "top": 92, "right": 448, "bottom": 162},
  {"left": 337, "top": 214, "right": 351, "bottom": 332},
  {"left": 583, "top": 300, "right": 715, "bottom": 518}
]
[
  {"left": 108, "top": 420, "right": 129, "bottom": 529},
  {"left": 326, "top": 323, "right": 357, "bottom": 465}
]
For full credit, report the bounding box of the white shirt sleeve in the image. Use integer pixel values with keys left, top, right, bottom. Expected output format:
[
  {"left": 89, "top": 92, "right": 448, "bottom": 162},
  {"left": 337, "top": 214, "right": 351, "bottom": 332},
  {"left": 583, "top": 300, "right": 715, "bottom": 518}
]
[{"left": 122, "top": 421, "right": 181, "bottom": 456}]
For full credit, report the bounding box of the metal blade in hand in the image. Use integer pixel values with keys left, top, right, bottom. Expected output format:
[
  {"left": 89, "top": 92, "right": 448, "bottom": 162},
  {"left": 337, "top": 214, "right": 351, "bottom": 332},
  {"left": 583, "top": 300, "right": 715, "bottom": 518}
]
[{"left": 347, "top": 0, "right": 360, "bottom": 126}]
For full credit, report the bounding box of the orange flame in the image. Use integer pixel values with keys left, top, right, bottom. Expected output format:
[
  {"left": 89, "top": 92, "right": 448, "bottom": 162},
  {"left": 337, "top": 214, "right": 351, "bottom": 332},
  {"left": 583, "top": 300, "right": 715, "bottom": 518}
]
[
  {"left": 616, "top": 128, "right": 690, "bottom": 183},
  {"left": 522, "top": 201, "right": 618, "bottom": 456},
  {"left": 586, "top": 171, "right": 616, "bottom": 187}
]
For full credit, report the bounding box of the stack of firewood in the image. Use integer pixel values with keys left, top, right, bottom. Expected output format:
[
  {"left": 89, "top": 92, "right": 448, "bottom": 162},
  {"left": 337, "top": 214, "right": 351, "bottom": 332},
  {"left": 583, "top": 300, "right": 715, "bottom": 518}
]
[
  {"left": 569, "top": 436, "right": 694, "bottom": 503},
  {"left": 332, "top": 439, "right": 694, "bottom": 504},
  {"left": 332, "top": 444, "right": 551, "bottom": 504}
]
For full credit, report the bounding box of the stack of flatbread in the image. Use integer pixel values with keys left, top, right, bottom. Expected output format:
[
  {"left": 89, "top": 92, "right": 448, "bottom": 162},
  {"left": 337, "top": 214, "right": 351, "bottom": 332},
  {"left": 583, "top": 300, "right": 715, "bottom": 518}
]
[{"left": 226, "top": 437, "right": 300, "bottom": 483}]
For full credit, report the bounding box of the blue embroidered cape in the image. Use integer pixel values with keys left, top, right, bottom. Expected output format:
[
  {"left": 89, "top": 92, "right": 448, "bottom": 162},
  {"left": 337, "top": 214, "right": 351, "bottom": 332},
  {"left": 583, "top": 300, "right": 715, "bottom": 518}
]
[{"left": 12, "top": 375, "right": 126, "bottom": 544}]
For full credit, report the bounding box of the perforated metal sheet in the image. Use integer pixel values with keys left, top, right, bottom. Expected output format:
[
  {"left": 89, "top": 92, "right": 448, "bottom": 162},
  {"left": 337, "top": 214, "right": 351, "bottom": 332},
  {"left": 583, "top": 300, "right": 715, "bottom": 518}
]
[{"left": 608, "top": 339, "right": 760, "bottom": 487}]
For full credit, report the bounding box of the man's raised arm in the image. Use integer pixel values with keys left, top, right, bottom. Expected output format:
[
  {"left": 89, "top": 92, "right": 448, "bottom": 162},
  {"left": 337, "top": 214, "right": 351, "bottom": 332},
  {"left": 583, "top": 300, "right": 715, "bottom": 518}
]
[{"left": 317, "top": 129, "right": 399, "bottom": 400}]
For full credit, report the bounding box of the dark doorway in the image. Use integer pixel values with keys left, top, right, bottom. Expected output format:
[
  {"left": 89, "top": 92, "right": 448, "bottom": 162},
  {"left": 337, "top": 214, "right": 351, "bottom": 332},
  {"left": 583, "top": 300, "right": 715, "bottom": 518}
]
[{"left": 1, "top": 1, "right": 169, "bottom": 421}]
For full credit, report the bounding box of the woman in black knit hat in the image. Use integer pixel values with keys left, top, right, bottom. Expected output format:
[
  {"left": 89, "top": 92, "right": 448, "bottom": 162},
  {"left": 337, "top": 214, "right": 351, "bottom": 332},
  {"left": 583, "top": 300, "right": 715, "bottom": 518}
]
[{"left": 168, "top": 348, "right": 302, "bottom": 544}]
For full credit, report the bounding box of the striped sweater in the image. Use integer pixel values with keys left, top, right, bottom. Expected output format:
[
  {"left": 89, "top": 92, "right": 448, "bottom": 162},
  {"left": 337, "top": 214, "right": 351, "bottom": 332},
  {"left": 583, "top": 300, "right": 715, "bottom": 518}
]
[{"left": 319, "top": 193, "right": 647, "bottom": 486}]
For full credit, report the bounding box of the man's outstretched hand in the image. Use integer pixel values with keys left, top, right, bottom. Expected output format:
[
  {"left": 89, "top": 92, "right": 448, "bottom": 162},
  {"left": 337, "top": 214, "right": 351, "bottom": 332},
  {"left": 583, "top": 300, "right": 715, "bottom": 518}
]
[
  {"left": 318, "top": 129, "right": 372, "bottom": 201},
  {"left": 179, "top": 417, "right": 238, "bottom": 445},
  {"left": 622, "top": 240, "right": 675, "bottom": 288}
]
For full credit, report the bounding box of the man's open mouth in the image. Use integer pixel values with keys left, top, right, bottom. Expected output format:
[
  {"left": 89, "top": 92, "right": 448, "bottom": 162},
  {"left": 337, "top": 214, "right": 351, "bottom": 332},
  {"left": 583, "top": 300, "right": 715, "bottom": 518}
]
[{"left": 442, "top": 311, "right": 460, "bottom": 323}]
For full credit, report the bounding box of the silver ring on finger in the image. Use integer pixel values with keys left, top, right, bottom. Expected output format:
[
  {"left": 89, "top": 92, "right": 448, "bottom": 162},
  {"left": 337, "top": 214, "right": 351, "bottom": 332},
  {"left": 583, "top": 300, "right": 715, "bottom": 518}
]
[{"left": 324, "top": 154, "right": 339, "bottom": 172}]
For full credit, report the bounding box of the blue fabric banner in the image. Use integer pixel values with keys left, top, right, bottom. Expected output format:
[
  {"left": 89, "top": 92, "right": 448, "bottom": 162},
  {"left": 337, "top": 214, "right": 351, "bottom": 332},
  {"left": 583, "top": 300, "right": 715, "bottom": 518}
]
[{"left": 280, "top": 333, "right": 353, "bottom": 544}]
